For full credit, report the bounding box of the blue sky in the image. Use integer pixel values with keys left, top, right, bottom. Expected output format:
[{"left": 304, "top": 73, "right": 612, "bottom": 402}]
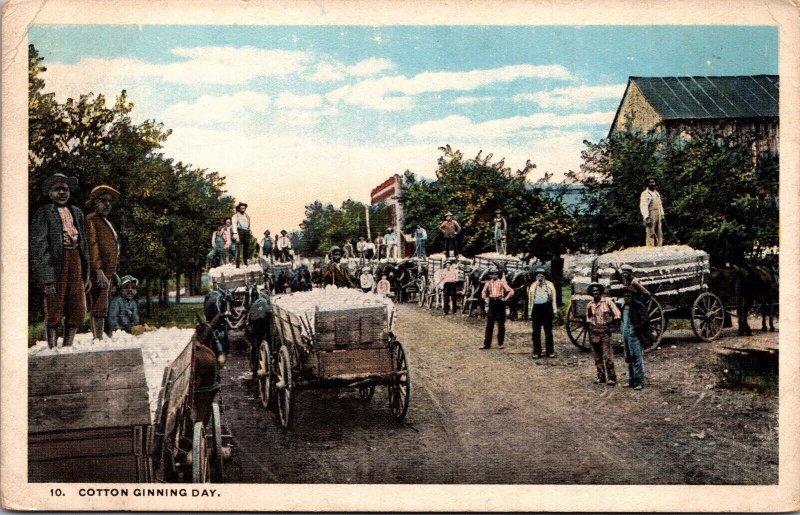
[{"left": 29, "top": 25, "right": 778, "bottom": 232}]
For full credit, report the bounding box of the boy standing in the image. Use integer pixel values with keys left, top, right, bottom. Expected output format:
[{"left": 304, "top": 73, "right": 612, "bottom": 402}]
[{"left": 585, "top": 283, "right": 621, "bottom": 385}]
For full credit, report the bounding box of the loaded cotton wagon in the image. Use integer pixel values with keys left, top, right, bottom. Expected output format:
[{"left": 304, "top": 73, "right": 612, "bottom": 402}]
[
  {"left": 566, "top": 245, "right": 726, "bottom": 351},
  {"left": 28, "top": 328, "right": 227, "bottom": 483}
]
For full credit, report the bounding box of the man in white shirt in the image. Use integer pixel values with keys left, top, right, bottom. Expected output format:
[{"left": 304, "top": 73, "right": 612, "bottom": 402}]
[
  {"left": 276, "top": 230, "right": 292, "bottom": 263},
  {"left": 231, "top": 202, "right": 251, "bottom": 267},
  {"left": 356, "top": 236, "right": 368, "bottom": 264},
  {"left": 639, "top": 177, "right": 664, "bottom": 247},
  {"left": 385, "top": 227, "right": 399, "bottom": 259}
]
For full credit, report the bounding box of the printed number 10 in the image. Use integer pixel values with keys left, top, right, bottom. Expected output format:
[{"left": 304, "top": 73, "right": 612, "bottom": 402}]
[{"left": 50, "top": 488, "right": 64, "bottom": 497}]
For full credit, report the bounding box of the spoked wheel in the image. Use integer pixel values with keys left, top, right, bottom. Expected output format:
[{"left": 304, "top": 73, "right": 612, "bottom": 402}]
[
  {"left": 417, "top": 276, "right": 427, "bottom": 307},
  {"left": 257, "top": 342, "right": 274, "bottom": 409},
  {"left": 358, "top": 385, "right": 376, "bottom": 403},
  {"left": 210, "top": 402, "right": 224, "bottom": 482},
  {"left": 388, "top": 341, "right": 411, "bottom": 423},
  {"left": 645, "top": 297, "right": 666, "bottom": 351},
  {"left": 191, "top": 421, "right": 210, "bottom": 483},
  {"left": 566, "top": 301, "right": 590, "bottom": 351},
  {"left": 276, "top": 345, "right": 293, "bottom": 429},
  {"left": 691, "top": 292, "right": 725, "bottom": 342}
]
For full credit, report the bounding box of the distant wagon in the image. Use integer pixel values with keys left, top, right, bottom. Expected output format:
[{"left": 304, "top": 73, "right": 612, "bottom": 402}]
[
  {"left": 566, "top": 245, "right": 726, "bottom": 351},
  {"left": 255, "top": 289, "right": 411, "bottom": 428}
]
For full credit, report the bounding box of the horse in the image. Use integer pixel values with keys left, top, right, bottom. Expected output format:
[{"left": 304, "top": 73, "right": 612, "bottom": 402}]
[
  {"left": 203, "top": 287, "right": 236, "bottom": 358},
  {"left": 392, "top": 259, "right": 420, "bottom": 303},
  {"left": 709, "top": 264, "right": 778, "bottom": 336},
  {"left": 290, "top": 264, "right": 313, "bottom": 292},
  {"left": 264, "top": 265, "right": 293, "bottom": 294},
  {"left": 463, "top": 265, "right": 490, "bottom": 317},
  {"left": 244, "top": 287, "right": 272, "bottom": 377},
  {"left": 505, "top": 268, "right": 532, "bottom": 320}
]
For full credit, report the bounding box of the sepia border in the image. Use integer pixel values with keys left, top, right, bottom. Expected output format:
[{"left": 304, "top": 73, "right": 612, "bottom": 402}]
[{"left": 2, "top": 0, "right": 799, "bottom": 511}]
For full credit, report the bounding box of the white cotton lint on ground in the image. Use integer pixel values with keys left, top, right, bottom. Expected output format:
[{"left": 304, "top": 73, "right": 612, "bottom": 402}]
[{"left": 30, "top": 327, "right": 196, "bottom": 422}]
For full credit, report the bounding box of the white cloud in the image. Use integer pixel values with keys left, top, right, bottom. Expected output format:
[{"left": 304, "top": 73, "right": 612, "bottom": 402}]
[
  {"left": 308, "top": 57, "right": 395, "bottom": 82},
  {"left": 275, "top": 92, "right": 324, "bottom": 110},
  {"left": 161, "top": 91, "right": 270, "bottom": 125},
  {"left": 404, "top": 111, "right": 615, "bottom": 140},
  {"left": 326, "top": 64, "right": 573, "bottom": 111},
  {"left": 513, "top": 84, "right": 626, "bottom": 109},
  {"left": 451, "top": 96, "right": 494, "bottom": 105}
]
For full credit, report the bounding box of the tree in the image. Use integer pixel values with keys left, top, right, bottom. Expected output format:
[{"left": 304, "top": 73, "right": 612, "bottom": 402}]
[{"left": 296, "top": 199, "right": 388, "bottom": 255}]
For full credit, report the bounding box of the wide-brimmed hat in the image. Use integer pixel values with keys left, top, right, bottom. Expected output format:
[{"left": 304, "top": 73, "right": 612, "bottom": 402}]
[
  {"left": 444, "top": 211, "right": 454, "bottom": 217},
  {"left": 494, "top": 209, "right": 502, "bottom": 214},
  {"left": 263, "top": 229, "right": 270, "bottom": 235},
  {"left": 588, "top": 282, "right": 604, "bottom": 294},
  {"left": 620, "top": 264, "right": 634, "bottom": 272},
  {"left": 42, "top": 173, "right": 79, "bottom": 195},
  {"left": 119, "top": 275, "right": 139, "bottom": 287},
  {"left": 236, "top": 202, "right": 248, "bottom": 209},
  {"left": 280, "top": 229, "right": 288, "bottom": 235},
  {"left": 86, "top": 184, "right": 120, "bottom": 206}
]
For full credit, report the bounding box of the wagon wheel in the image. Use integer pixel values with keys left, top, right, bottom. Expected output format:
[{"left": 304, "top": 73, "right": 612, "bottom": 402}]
[
  {"left": 388, "top": 341, "right": 411, "bottom": 422},
  {"left": 276, "top": 345, "right": 293, "bottom": 429},
  {"left": 691, "top": 292, "right": 725, "bottom": 342},
  {"left": 210, "top": 402, "right": 224, "bottom": 482},
  {"left": 417, "top": 276, "right": 427, "bottom": 307},
  {"left": 358, "top": 385, "right": 376, "bottom": 403},
  {"left": 566, "top": 301, "right": 590, "bottom": 351},
  {"left": 645, "top": 297, "right": 665, "bottom": 351},
  {"left": 191, "top": 421, "right": 210, "bottom": 483},
  {"left": 257, "top": 342, "right": 274, "bottom": 409}
]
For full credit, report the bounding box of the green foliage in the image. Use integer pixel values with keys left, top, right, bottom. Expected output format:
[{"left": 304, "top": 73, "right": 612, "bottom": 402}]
[
  {"left": 28, "top": 45, "right": 232, "bottom": 321},
  {"left": 297, "top": 199, "right": 389, "bottom": 255},
  {"left": 571, "top": 126, "right": 778, "bottom": 264},
  {"left": 400, "top": 145, "right": 579, "bottom": 257}
]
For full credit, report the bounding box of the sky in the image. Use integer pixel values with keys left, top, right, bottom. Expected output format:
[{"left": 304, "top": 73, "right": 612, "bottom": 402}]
[{"left": 29, "top": 25, "right": 778, "bottom": 234}]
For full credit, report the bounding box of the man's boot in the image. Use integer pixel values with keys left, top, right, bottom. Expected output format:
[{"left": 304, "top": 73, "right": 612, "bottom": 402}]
[
  {"left": 91, "top": 317, "right": 105, "bottom": 341},
  {"left": 63, "top": 325, "right": 78, "bottom": 347},
  {"left": 45, "top": 325, "right": 58, "bottom": 349}
]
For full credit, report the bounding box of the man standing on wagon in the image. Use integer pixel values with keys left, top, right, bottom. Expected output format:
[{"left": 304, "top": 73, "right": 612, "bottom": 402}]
[
  {"left": 439, "top": 211, "right": 461, "bottom": 258},
  {"left": 85, "top": 184, "right": 121, "bottom": 340},
  {"left": 639, "top": 176, "right": 665, "bottom": 247},
  {"left": 493, "top": 209, "right": 508, "bottom": 255},
  {"left": 276, "top": 230, "right": 293, "bottom": 263},
  {"left": 232, "top": 202, "right": 251, "bottom": 267},
  {"left": 30, "top": 173, "right": 91, "bottom": 349}
]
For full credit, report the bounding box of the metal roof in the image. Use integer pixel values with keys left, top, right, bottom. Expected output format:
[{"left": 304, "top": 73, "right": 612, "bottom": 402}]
[{"left": 630, "top": 75, "right": 778, "bottom": 120}]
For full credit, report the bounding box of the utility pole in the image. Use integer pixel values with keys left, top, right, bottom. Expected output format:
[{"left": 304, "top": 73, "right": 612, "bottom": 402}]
[{"left": 365, "top": 205, "right": 371, "bottom": 240}]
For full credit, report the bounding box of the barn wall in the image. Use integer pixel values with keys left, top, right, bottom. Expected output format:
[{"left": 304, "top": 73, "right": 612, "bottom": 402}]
[{"left": 614, "top": 83, "right": 663, "bottom": 133}]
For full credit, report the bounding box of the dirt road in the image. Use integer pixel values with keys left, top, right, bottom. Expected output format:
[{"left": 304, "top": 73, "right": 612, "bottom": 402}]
[{"left": 221, "top": 304, "right": 777, "bottom": 484}]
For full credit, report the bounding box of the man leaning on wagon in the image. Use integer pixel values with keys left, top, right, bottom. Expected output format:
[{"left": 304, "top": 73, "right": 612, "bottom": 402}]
[
  {"left": 30, "top": 173, "right": 91, "bottom": 349},
  {"left": 85, "top": 184, "right": 121, "bottom": 340}
]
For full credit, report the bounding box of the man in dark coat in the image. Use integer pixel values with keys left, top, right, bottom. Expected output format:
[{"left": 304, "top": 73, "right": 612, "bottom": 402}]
[
  {"left": 30, "top": 173, "right": 90, "bottom": 348},
  {"left": 85, "top": 184, "right": 121, "bottom": 340},
  {"left": 621, "top": 288, "right": 650, "bottom": 390},
  {"left": 322, "top": 246, "right": 355, "bottom": 288}
]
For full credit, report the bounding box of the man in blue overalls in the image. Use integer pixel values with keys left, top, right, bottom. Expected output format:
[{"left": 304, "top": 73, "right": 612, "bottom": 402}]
[{"left": 621, "top": 288, "right": 649, "bottom": 390}]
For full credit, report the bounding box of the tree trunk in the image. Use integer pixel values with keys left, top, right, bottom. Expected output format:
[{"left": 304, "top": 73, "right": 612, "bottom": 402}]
[
  {"left": 176, "top": 272, "right": 182, "bottom": 303},
  {"left": 159, "top": 276, "right": 168, "bottom": 306},
  {"left": 144, "top": 277, "right": 152, "bottom": 317}
]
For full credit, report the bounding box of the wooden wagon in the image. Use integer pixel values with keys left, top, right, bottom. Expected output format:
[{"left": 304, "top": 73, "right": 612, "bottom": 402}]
[
  {"left": 565, "top": 245, "right": 726, "bottom": 351},
  {"left": 29, "top": 335, "right": 227, "bottom": 483},
  {"left": 257, "top": 291, "right": 411, "bottom": 428},
  {"left": 418, "top": 254, "right": 470, "bottom": 309}
]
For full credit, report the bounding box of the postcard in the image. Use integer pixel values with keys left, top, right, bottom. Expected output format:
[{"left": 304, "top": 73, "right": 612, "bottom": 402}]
[{"left": 2, "top": 0, "right": 798, "bottom": 511}]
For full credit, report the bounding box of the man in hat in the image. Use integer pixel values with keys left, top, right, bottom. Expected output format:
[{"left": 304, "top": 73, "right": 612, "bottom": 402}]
[
  {"left": 616, "top": 263, "right": 651, "bottom": 300},
  {"left": 384, "top": 227, "right": 399, "bottom": 259},
  {"left": 342, "top": 239, "right": 355, "bottom": 259},
  {"left": 322, "top": 246, "right": 355, "bottom": 288},
  {"left": 261, "top": 230, "right": 273, "bottom": 264},
  {"left": 414, "top": 224, "right": 428, "bottom": 258},
  {"left": 493, "top": 209, "right": 508, "bottom": 255},
  {"left": 85, "top": 184, "right": 121, "bottom": 340},
  {"left": 639, "top": 176, "right": 665, "bottom": 247},
  {"left": 374, "top": 234, "right": 385, "bottom": 260},
  {"left": 231, "top": 202, "right": 251, "bottom": 267},
  {"left": 621, "top": 288, "right": 649, "bottom": 390},
  {"left": 208, "top": 221, "right": 231, "bottom": 267},
  {"left": 276, "top": 229, "right": 292, "bottom": 263},
  {"left": 527, "top": 266, "right": 558, "bottom": 358},
  {"left": 481, "top": 267, "right": 514, "bottom": 349},
  {"left": 30, "top": 173, "right": 90, "bottom": 348},
  {"left": 585, "top": 283, "right": 621, "bottom": 385},
  {"left": 436, "top": 259, "right": 460, "bottom": 315},
  {"left": 359, "top": 266, "right": 375, "bottom": 293},
  {"left": 439, "top": 212, "right": 461, "bottom": 258},
  {"left": 356, "top": 236, "right": 369, "bottom": 264},
  {"left": 107, "top": 275, "right": 140, "bottom": 333}
]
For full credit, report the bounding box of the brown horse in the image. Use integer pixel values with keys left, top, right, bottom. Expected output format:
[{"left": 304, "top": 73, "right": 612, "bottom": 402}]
[{"left": 709, "top": 265, "right": 777, "bottom": 336}]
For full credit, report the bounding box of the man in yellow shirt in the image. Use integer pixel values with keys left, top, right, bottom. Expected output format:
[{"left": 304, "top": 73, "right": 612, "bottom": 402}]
[{"left": 527, "top": 267, "right": 557, "bottom": 358}]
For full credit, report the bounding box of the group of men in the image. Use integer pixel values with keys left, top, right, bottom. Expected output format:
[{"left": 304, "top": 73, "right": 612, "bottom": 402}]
[
  {"left": 477, "top": 262, "right": 649, "bottom": 390},
  {"left": 30, "top": 173, "right": 140, "bottom": 348},
  {"left": 207, "top": 202, "right": 294, "bottom": 268}
]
